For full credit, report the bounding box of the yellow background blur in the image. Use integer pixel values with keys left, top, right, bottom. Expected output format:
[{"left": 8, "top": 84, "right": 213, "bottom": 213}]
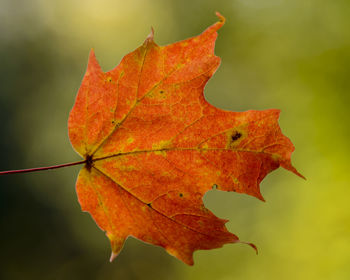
[{"left": 0, "top": 0, "right": 349, "bottom": 279}]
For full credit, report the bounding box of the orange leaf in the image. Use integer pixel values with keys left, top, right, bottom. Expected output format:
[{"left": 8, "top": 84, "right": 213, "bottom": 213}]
[{"left": 68, "top": 12, "right": 303, "bottom": 265}]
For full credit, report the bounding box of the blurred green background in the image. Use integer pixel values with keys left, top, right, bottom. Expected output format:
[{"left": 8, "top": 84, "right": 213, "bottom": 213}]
[{"left": 0, "top": 0, "right": 349, "bottom": 279}]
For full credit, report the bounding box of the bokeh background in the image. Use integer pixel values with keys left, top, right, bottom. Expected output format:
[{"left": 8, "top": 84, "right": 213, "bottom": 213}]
[{"left": 0, "top": 0, "right": 349, "bottom": 279}]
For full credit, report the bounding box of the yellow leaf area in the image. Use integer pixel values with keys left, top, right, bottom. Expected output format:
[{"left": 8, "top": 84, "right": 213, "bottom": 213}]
[{"left": 68, "top": 13, "right": 303, "bottom": 265}]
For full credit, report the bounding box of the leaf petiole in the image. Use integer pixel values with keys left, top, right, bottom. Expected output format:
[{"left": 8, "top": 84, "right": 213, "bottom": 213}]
[{"left": 0, "top": 160, "right": 86, "bottom": 175}]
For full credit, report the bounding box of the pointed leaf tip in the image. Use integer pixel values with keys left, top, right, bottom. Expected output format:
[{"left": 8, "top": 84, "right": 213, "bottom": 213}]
[
  {"left": 215, "top": 12, "right": 226, "bottom": 24},
  {"left": 238, "top": 240, "right": 258, "bottom": 254},
  {"left": 109, "top": 251, "right": 118, "bottom": 262},
  {"left": 248, "top": 242, "right": 258, "bottom": 255},
  {"left": 295, "top": 169, "right": 306, "bottom": 180},
  {"left": 87, "top": 49, "right": 102, "bottom": 73},
  {"left": 144, "top": 27, "right": 154, "bottom": 44},
  {"left": 205, "top": 12, "right": 225, "bottom": 34}
]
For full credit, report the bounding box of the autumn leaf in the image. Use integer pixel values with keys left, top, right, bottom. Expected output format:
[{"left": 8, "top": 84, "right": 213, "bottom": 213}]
[{"left": 68, "top": 12, "right": 303, "bottom": 265}]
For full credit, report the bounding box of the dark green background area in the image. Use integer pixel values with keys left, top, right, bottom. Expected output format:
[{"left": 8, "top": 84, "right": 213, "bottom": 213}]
[{"left": 0, "top": 0, "right": 349, "bottom": 279}]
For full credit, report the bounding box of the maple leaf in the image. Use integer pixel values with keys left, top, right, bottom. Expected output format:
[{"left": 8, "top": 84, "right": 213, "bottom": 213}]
[{"left": 68, "top": 12, "right": 303, "bottom": 265}]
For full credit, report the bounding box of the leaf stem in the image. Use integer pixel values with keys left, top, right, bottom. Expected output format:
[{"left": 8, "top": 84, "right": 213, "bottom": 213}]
[{"left": 0, "top": 160, "right": 86, "bottom": 175}]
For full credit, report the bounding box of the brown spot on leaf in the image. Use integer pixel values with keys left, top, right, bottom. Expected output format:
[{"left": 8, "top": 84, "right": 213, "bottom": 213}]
[
  {"left": 227, "top": 128, "right": 246, "bottom": 149},
  {"left": 231, "top": 131, "right": 242, "bottom": 141}
]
